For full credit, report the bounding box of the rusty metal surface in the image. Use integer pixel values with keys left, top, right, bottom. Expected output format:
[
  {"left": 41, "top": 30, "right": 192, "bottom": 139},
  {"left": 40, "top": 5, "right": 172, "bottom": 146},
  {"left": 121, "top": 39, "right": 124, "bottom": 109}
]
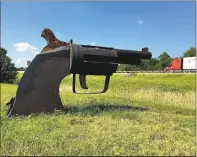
[{"left": 8, "top": 46, "right": 70, "bottom": 117}]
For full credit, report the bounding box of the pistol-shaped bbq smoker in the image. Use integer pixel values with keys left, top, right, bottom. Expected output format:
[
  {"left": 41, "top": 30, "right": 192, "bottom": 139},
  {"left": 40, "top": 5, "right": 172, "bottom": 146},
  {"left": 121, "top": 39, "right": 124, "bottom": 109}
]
[{"left": 6, "top": 31, "right": 152, "bottom": 117}]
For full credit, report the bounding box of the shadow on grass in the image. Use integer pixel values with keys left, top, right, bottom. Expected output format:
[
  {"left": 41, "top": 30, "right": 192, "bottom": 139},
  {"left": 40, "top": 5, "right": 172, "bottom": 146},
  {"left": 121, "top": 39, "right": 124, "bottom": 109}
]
[{"left": 62, "top": 103, "right": 148, "bottom": 116}]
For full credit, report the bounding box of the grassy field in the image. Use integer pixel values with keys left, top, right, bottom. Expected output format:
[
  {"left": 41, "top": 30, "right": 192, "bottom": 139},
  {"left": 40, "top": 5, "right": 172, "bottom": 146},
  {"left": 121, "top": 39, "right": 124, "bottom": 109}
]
[{"left": 1, "top": 73, "right": 196, "bottom": 156}]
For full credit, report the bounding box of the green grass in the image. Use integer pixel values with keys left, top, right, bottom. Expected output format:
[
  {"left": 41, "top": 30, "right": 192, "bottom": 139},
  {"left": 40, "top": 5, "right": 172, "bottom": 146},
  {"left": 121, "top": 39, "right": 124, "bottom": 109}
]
[{"left": 1, "top": 73, "right": 196, "bottom": 156}]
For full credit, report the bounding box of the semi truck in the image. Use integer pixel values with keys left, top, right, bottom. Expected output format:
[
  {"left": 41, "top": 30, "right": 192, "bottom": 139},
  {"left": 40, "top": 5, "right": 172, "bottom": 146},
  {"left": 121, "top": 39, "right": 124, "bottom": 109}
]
[{"left": 164, "top": 57, "right": 196, "bottom": 71}]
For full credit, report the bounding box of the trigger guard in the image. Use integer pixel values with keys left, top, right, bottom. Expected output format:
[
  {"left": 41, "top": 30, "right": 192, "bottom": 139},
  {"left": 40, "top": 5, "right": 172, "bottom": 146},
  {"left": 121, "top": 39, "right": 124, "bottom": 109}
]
[{"left": 72, "top": 74, "right": 111, "bottom": 94}]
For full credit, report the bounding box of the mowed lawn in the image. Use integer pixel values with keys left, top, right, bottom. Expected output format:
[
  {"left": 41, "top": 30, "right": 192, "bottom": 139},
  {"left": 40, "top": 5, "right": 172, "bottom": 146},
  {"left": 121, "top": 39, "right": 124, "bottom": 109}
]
[{"left": 1, "top": 73, "right": 196, "bottom": 156}]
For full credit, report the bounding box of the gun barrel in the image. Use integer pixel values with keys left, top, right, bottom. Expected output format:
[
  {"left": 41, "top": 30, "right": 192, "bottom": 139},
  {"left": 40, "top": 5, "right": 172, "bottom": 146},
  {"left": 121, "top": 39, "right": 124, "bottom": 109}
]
[
  {"left": 115, "top": 48, "right": 152, "bottom": 64},
  {"left": 83, "top": 47, "right": 152, "bottom": 65},
  {"left": 116, "top": 48, "right": 151, "bottom": 59}
]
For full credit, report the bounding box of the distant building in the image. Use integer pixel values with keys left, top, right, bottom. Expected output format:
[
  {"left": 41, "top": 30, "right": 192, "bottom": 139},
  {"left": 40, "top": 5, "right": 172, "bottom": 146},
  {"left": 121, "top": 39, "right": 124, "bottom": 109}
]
[{"left": 27, "top": 61, "right": 31, "bottom": 66}]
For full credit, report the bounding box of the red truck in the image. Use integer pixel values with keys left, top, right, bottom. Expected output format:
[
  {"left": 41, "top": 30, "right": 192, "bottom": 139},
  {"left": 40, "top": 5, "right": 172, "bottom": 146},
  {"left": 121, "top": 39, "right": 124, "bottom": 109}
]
[{"left": 164, "top": 57, "right": 196, "bottom": 70}]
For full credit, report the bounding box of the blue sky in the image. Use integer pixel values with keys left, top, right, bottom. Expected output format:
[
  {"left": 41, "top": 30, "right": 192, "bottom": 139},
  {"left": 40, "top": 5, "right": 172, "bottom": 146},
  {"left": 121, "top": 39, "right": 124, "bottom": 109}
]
[{"left": 1, "top": 1, "right": 196, "bottom": 67}]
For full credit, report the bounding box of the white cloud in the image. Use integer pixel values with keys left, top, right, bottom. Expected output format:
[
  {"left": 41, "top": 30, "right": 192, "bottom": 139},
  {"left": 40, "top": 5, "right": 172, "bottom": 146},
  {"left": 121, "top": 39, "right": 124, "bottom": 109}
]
[
  {"left": 138, "top": 19, "right": 144, "bottom": 25},
  {"left": 33, "top": 51, "right": 40, "bottom": 55},
  {"left": 16, "top": 58, "right": 21, "bottom": 64},
  {"left": 90, "top": 42, "right": 96, "bottom": 46},
  {"left": 13, "top": 42, "right": 40, "bottom": 54}
]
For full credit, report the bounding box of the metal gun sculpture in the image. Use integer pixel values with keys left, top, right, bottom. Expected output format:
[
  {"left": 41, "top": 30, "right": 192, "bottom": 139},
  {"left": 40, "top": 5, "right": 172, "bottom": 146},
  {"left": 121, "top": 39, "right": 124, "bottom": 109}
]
[{"left": 6, "top": 28, "right": 152, "bottom": 117}]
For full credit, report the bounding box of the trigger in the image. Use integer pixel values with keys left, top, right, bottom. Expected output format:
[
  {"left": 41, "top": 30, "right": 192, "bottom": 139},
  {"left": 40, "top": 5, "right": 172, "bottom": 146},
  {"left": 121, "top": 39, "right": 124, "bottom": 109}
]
[{"left": 79, "top": 74, "right": 88, "bottom": 89}]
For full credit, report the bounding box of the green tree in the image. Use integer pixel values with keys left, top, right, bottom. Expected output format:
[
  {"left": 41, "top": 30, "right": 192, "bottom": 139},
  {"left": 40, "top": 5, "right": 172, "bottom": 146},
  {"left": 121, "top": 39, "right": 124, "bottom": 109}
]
[
  {"left": 17, "top": 67, "right": 26, "bottom": 71},
  {"left": 146, "top": 58, "right": 160, "bottom": 70},
  {"left": 0, "top": 47, "right": 18, "bottom": 83},
  {"left": 139, "top": 59, "right": 149, "bottom": 70},
  {"left": 117, "top": 64, "right": 125, "bottom": 71},
  {"left": 158, "top": 52, "right": 172, "bottom": 69},
  {"left": 183, "top": 47, "right": 196, "bottom": 57},
  {"left": 124, "top": 64, "right": 133, "bottom": 71},
  {"left": 125, "top": 64, "right": 141, "bottom": 71}
]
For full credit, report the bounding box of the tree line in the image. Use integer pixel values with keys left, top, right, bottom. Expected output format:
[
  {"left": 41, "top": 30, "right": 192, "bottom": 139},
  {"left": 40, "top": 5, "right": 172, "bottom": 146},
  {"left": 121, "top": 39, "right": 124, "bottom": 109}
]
[
  {"left": 117, "top": 47, "right": 196, "bottom": 71},
  {"left": 0, "top": 47, "right": 18, "bottom": 83}
]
